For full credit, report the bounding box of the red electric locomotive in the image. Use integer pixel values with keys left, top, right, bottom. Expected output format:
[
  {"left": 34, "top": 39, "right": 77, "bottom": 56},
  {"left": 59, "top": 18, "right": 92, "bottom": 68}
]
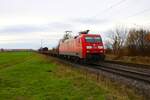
[{"left": 59, "top": 30, "right": 105, "bottom": 62}]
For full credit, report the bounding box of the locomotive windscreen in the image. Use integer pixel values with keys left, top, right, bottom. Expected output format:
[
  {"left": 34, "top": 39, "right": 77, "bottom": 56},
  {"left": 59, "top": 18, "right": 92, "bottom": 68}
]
[{"left": 85, "top": 36, "right": 102, "bottom": 43}]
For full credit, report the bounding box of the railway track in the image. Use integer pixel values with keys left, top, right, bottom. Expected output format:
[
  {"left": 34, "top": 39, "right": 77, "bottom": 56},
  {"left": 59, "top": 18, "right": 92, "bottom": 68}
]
[
  {"left": 105, "top": 60, "right": 150, "bottom": 69},
  {"left": 39, "top": 51, "right": 150, "bottom": 99},
  {"left": 40, "top": 52, "right": 150, "bottom": 83},
  {"left": 89, "top": 63, "right": 150, "bottom": 83},
  {"left": 60, "top": 59, "right": 150, "bottom": 83}
]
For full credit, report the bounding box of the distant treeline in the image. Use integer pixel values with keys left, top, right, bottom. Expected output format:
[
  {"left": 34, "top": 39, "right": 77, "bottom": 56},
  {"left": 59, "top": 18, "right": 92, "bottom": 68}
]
[
  {"left": 0, "top": 49, "right": 34, "bottom": 52},
  {"left": 105, "top": 26, "right": 150, "bottom": 56}
]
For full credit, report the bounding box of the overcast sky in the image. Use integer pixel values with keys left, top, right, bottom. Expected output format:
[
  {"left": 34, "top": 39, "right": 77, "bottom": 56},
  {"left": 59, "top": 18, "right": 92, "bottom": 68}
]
[{"left": 0, "top": 0, "right": 150, "bottom": 49}]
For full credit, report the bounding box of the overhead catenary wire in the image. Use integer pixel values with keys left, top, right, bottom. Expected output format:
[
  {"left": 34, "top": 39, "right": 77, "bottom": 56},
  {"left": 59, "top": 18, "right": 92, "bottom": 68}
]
[
  {"left": 90, "top": 0, "right": 150, "bottom": 24},
  {"left": 111, "top": 7, "right": 150, "bottom": 28},
  {"left": 82, "top": 0, "right": 128, "bottom": 31},
  {"left": 91, "top": 0, "right": 127, "bottom": 19},
  {"left": 125, "top": 7, "right": 150, "bottom": 19}
]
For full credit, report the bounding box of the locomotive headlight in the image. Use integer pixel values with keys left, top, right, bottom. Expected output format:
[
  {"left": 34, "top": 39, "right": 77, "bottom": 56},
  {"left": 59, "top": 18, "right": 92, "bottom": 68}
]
[
  {"left": 87, "top": 50, "right": 90, "bottom": 53},
  {"left": 86, "top": 46, "right": 92, "bottom": 49},
  {"left": 98, "top": 46, "right": 103, "bottom": 49}
]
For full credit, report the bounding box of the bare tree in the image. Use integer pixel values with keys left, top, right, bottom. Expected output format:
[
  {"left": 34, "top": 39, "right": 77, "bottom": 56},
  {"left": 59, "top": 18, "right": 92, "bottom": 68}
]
[
  {"left": 145, "top": 32, "right": 150, "bottom": 42},
  {"left": 126, "top": 28, "right": 150, "bottom": 56},
  {"left": 107, "top": 25, "right": 128, "bottom": 55}
]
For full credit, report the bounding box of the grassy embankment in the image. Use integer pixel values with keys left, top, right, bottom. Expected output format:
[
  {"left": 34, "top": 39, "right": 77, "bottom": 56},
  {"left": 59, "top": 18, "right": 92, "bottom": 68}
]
[{"left": 0, "top": 52, "right": 143, "bottom": 100}]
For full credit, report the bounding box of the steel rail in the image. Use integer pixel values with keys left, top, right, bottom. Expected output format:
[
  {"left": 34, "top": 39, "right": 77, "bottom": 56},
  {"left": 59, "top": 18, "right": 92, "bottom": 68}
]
[
  {"left": 104, "top": 60, "right": 150, "bottom": 69},
  {"left": 40, "top": 52, "right": 150, "bottom": 83},
  {"left": 88, "top": 63, "right": 150, "bottom": 83}
]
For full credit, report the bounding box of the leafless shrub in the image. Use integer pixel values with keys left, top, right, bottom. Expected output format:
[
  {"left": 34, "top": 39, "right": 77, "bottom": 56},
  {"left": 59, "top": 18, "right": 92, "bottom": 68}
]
[
  {"left": 125, "top": 28, "right": 150, "bottom": 56},
  {"left": 107, "top": 25, "right": 128, "bottom": 55}
]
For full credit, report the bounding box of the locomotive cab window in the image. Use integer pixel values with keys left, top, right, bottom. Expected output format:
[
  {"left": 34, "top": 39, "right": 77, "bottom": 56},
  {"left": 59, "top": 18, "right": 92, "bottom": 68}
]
[
  {"left": 95, "top": 37, "right": 102, "bottom": 42},
  {"left": 85, "top": 37, "right": 102, "bottom": 43}
]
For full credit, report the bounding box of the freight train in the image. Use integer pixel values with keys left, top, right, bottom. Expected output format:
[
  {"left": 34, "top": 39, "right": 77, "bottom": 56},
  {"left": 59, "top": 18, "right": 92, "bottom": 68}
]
[{"left": 39, "top": 30, "right": 105, "bottom": 63}]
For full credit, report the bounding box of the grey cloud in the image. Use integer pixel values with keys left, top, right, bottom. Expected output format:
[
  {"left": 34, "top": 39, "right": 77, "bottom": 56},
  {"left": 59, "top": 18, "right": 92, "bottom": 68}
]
[
  {"left": 0, "top": 22, "right": 73, "bottom": 34},
  {"left": 0, "top": 25, "right": 48, "bottom": 33},
  {"left": 47, "top": 22, "right": 73, "bottom": 32},
  {"left": 48, "top": 22, "right": 72, "bottom": 29},
  {"left": 71, "top": 18, "right": 111, "bottom": 25}
]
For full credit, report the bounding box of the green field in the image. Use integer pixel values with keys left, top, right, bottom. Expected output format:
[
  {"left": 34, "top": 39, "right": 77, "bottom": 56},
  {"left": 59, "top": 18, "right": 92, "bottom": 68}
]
[
  {"left": 0, "top": 52, "right": 143, "bottom": 100},
  {"left": 0, "top": 52, "right": 106, "bottom": 100}
]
